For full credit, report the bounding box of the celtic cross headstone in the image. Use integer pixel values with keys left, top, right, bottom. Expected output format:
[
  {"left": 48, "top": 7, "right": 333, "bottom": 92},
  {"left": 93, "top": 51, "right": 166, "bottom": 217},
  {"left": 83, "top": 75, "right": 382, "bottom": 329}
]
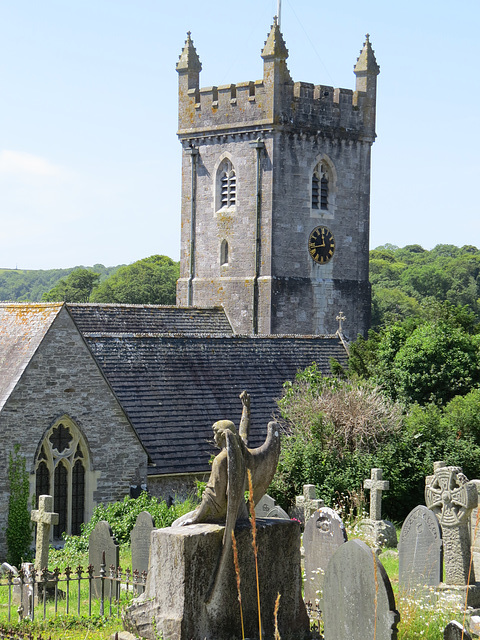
[
  {"left": 425, "top": 462, "right": 478, "bottom": 585},
  {"left": 31, "top": 495, "right": 59, "bottom": 572}
]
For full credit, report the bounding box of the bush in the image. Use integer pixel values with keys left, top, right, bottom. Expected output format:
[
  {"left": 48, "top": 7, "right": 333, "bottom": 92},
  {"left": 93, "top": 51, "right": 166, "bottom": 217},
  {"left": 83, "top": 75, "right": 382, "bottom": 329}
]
[
  {"left": 63, "top": 492, "right": 197, "bottom": 553},
  {"left": 6, "top": 445, "right": 33, "bottom": 567}
]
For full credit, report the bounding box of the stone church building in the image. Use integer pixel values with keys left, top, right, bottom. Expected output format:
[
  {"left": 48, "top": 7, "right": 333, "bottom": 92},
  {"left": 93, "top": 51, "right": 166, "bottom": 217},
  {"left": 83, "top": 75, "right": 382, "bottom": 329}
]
[{"left": 0, "top": 20, "right": 378, "bottom": 555}]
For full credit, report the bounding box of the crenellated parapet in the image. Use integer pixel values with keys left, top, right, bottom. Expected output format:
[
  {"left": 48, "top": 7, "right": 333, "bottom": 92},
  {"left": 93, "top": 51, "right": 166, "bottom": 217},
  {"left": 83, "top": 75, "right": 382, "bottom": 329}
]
[{"left": 177, "top": 22, "right": 379, "bottom": 142}]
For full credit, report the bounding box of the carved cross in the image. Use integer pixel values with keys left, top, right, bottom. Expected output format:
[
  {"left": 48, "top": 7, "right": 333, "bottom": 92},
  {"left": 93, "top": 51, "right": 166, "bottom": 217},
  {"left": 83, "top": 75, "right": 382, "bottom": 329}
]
[
  {"left": 425, "top": 462, "right": 478, "bottom": 585},
  {"left": 364, "top": 468, "right": 389, "bottom": 521},
  {"left": 31, "top": 495, "right": 59, "bottom": 571},
  {"left": 336, "top": 311, "right": 346, "bottom": 334},
  {"left": 295, "top": 484, "right": 324, "bottom": 524}
]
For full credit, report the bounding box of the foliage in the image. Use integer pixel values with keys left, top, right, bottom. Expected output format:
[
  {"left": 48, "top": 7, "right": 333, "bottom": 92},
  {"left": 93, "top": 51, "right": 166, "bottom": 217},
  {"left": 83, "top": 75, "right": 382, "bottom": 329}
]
[
  {"left": 62, "top": 491, "right": 197, "bottom": 553},
  {"left": 271, "top": 364, "right": 404, "bottom": 515},
  {"left": 6, "top": 444, "right": 33, "bottom": 567},
  {"left": 0, "top": 264, "right": 120, "bottom": 302},
  {"left": 348, "top": 315, "right": 480, "bottom": 407},
  {"left": 42, "top": 268, "right": 100, "bottom": 302},
  {"left": 370, "top": 243, "right": 480, "bottom": 329},
  {"left": 90, "top": 255, "right": 179, "bottom": 305},
  {"left": 392, "top": 322, "right": 480, "bottom": 405},
  {"left": 270, "top": 359, "right": 480, "bottom": 521}
]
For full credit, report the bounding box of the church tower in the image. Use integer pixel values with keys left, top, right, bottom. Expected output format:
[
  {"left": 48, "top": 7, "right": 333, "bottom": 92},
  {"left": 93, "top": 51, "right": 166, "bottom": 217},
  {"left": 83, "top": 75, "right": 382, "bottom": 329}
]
[{"left": 176, "top": 21, "right": 379, "bottom": 339}]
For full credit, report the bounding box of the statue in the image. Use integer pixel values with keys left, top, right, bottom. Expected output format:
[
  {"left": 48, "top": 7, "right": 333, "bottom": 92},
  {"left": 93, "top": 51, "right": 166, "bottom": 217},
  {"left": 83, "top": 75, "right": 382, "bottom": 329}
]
[
  {"left": 123, "top": 392, "right": 309, "bottom": 640},
  {"left": 172, "top": 391, "right": 281, "bottom": 601}
]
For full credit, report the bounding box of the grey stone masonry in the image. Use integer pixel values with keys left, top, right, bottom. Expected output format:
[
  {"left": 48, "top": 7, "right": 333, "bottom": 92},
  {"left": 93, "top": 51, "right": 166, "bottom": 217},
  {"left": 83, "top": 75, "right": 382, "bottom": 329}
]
[
  {"left": 176, "top": 23, "right": 379, "bottom": 339},
  {"left": 364, "top": 468, "right": 389, "bottom": 521}
]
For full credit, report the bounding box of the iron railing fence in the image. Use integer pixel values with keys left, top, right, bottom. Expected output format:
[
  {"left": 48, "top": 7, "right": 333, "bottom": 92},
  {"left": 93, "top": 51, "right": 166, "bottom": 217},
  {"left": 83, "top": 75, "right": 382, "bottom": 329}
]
[{"left": 0, "top": 559, "right": 146, "bottom": 625}]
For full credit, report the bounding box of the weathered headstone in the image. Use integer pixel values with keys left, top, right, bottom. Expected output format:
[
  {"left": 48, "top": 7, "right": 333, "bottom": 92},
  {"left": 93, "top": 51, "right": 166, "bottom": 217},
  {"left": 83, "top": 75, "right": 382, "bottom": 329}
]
[
  {"left": 88, "top": 520, "right": 119, "bottom": 598},
  {"left": 255, "top": 494, "right": 289, "bottom": 519},
  {"left": 303, "top": 507, "right": 347, "bottom": 606},
  {"left": 323, "top": 539, "right": 400, "bottom": 640},
  {"left": 131, "top": 511, "right": 154, "bottom": 593},
  {"left": 31, "top": 495, "right": 59, "bottom": 572},
  {"left": 360, "top": 468, "right": 397, "bottom": 548},
  {"left": 425, "top": 462, "right": 478, "bottom": 585},
  {"left": 444, "top": 620, "right": 472, "bottom": 640},
  {"left": 292, "top": 484, "right": 324, "bottom": 525},
  {"left": 364, "top": 468, "right": 389, "bottom": 521},
  {"left": 398, "top": 505, "right": 443, "bottom": 592}
]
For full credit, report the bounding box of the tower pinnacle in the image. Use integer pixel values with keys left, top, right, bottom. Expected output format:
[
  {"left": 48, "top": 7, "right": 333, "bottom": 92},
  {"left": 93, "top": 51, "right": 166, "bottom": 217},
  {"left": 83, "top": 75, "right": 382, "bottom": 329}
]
[
  {"left": 261, "top": 17, "right": 289, "bottom": 61},
  {"left": 176, "top": 31, "right": 202, "bottom": 74},
  {"left": 354, "top": 34, "right": 380, "bottom": 76}
]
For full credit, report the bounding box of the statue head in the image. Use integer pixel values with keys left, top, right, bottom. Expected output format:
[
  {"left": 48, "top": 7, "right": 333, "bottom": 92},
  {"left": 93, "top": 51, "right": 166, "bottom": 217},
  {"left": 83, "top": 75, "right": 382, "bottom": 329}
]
[{"left": 212, "top": 420, "right": 236, "bottom": 448}]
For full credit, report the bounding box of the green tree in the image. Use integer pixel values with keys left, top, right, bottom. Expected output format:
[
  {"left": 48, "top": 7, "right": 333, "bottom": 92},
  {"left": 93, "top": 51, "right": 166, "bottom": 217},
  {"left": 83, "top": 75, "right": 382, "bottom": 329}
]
[
  {"left": 42, "top": 268, "right": 100, "bottom": 302},
  {"left": 90, "top": 255, "right": 179, "bottom": 305},
  {"left": 6, "top": 445, "right": 33, "bottom": 567},
  {"left": 391, "top": 322, "right": 480, "bottom": 406}
]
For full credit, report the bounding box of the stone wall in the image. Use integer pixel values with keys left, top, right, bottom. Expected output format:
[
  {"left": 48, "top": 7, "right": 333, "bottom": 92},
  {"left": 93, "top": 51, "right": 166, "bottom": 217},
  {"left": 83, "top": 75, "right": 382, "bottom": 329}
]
[{"left": 0, "top": 307, "right": 147, "bottom": 558}]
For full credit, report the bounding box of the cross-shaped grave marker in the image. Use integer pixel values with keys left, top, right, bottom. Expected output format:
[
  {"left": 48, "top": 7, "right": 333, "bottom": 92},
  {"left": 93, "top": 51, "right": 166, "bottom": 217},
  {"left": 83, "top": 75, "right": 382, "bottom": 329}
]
[
  {"left": 31, "top": 495, "right": 59, "bottom": 572},
  {"left": 364, "top": 468, "right": 389, "bottom": 521},
  {"left": 295, "top": 484, "right": 325, "bottom": 524},
  {"left": 425, "top": 462, "right": 478, "bottom": 585}
]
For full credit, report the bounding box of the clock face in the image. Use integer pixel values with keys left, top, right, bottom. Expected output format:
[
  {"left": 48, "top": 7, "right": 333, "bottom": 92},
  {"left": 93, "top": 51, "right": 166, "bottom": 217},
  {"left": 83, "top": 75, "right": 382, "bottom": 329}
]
[{"left": 308, "top": 226, "right": 335, "bottom": 264}]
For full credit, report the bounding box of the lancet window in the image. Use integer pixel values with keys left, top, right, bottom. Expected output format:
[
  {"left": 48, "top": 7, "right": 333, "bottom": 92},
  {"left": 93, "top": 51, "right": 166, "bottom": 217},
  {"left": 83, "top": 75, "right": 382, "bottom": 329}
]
[
  {"left": 218, "top": 159, "right": 236, "bottom": 209},
  {"left": 220, "top": 239, "right": 229, "bottom": 266},
  {"left": 312, "top": 162, "right": 331, "bottom": 211}
]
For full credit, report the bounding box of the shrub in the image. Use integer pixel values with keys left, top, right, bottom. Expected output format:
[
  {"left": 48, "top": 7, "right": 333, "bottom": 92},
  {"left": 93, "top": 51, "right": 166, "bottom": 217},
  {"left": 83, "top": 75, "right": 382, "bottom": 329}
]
[
  {"left": 6, "top": 445, "right": 33, "bottom": 567},
  {"left": 63, "top": 491, "right": 197, "bottom": 553}
]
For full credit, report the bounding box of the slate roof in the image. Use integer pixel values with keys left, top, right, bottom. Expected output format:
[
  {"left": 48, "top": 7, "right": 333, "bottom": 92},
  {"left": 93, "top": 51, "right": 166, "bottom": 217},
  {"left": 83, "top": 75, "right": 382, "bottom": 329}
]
[
  {"left": 0, "top": 302, "right": 348, "bottom": 478},
  {"left": 67, "top": 304, "right": 233, "bottom": 336},
  {"left": 84, "top": 334, "right": 348, "bottom": 476},
  {"left": 0, "top": 303, "right": 62, "bottom": 411}
]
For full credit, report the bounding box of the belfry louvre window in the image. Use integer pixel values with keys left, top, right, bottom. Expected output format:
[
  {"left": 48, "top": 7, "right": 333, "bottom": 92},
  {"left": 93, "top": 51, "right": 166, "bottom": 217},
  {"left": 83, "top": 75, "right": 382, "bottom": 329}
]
[
  {"left": 34, "top": 417, "right": 89, "bottom": 538},
  {"left": 219, "top": 160, "right": 236, "bottom": 208},
  {"left": 312, "top": 163, "right": 329, "bottom": 211}
]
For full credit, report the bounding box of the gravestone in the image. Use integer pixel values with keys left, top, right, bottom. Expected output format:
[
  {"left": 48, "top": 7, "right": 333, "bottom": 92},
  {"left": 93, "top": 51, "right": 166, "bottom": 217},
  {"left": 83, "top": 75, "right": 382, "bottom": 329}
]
[
  {"left": 292, "top": 484, "right": 324, "bottom": 525},
  {"left": 31, "top": 495, "right": 59, "bottom": 571},
  {"left": 398, "top": 505, "right": 443, "bottom": 592},
  {"left": 444, "top": 620, "right": 472, "bottom": 640},
  {"left": 131, "top": 511, "right": 154, "bottom": 593},
  {"left": 254, "top": 494, "right": 289, "bottom": 519},
  {"left": 425, "top": 462, "right": 478, "bottom": 585},
  {"left": 470, "top": 480, "right": 480, "bottom": 578},
  {"left": 360, "top": 468, "right": 397, "bottom": 548},
  {"left": 303, "top": 507, "right": 347, "bottom": 606},
  {"left": 323, "top": 539, "right": 399, "bottom": 640},
  {"left": 88, "top": 520, "right": 119, "bottom": 598}
]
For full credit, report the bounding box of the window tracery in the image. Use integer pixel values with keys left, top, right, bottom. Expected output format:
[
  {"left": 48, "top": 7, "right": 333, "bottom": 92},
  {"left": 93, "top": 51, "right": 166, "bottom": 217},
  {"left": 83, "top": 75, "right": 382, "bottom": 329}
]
[{"left": 35, "top": 417, "right": 89, "bottom": 538}]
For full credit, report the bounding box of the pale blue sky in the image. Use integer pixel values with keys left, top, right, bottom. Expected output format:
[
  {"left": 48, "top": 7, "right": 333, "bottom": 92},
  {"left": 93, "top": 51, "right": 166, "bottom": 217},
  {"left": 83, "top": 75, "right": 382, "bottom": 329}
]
[{"left": 1, "top": 0, "right": 478, "bottom": 269}]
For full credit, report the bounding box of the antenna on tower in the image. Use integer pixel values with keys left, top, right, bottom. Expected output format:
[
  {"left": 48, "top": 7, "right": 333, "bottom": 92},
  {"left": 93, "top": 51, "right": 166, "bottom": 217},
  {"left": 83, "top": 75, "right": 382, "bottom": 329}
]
[{"left": 277, "top": 0, "right": 282, "bottom": 28}]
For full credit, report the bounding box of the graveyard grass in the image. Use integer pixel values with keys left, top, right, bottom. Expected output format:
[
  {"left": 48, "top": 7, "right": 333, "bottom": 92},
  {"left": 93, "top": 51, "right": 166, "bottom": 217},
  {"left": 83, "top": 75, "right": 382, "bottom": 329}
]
[
  {"left": 0, "top": 490, "right": 474, "bottom": 640},
  {"left": 0, "top": 544, "right": 472, "bottom": 639}
]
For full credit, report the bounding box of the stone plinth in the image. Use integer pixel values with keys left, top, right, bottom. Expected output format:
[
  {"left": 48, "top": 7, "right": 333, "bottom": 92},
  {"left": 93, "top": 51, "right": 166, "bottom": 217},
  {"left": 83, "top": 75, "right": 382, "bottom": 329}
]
[{"left": 124, "top": 519, "right": 309, "bottom": 640}]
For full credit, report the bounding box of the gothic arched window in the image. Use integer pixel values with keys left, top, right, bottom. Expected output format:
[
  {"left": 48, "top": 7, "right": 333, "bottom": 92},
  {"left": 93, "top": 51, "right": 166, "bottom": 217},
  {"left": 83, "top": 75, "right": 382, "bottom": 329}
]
[
  {"left": 217, "top": 159, "right": 236, "bottom": 210},
  {"left": 35, "top": 417, "right": 90, "bottom": 539},
  {"left": 312, "top": 162, "right": 330, "bottom": 211}
]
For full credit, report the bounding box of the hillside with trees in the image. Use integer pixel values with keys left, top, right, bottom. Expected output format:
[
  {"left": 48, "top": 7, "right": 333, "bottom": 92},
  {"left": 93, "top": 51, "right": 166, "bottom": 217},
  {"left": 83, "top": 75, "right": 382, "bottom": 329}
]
[{"left": 0, "top": 256, "right": 179, "bottom": 304}]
